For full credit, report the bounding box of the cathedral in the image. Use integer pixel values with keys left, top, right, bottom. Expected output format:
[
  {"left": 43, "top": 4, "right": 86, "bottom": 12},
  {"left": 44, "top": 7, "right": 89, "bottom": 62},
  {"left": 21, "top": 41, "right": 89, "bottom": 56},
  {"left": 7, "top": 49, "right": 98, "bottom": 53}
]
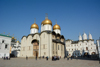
[{"left": 20, "top": 15, "right": 65, "bottom": 58}]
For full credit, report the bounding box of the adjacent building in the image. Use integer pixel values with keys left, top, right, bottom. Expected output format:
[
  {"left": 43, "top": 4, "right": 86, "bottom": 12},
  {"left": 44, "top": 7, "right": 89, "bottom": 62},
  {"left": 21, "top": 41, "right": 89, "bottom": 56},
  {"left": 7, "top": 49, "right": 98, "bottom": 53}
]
[
  {"left": 0, "top": 34, "right": 12, "bottom": 58},
  {"left": 66, "top": 33, "right": 97, "bottom": 57},
  {"left": 11, "top": 39, "right": 21, "bottom": 57}
]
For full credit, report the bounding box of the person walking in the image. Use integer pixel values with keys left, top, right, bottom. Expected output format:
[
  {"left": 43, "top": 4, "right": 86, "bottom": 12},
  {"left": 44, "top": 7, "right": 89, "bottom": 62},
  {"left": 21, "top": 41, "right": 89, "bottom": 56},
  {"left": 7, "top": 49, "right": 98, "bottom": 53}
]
[
  {"left": 36, "top": 56, "right": 37, "bottom": 60},
  {"left": 46, "top": 56, "right": 48, "bottom": 60},
  {"left": 26, "top": 56, "right": 28, "bottom": 60},
  {"left": 67, "top": 56, "right": 69, "bottom": 60},
  {"left": 71, "top": 56, "right": 72, "bottom": 60},
  {"left": 64, "top": 56, "right": 65, "bottom": 59},
  {"left": 76, "top": 55, "right": 78, "bottom": 60}
]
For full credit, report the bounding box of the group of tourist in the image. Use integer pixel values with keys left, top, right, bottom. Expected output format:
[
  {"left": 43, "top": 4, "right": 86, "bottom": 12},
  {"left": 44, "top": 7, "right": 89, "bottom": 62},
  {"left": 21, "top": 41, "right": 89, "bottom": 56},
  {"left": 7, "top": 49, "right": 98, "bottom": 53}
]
[
  {"left": 52, "top": 56, "right": 60, "bottom": 61},
  {"left": 25, "top": 55, "right": 74, "bottom": 61},
  {"left": 2, "top": 57, "right": 10, "bottom": 60}
]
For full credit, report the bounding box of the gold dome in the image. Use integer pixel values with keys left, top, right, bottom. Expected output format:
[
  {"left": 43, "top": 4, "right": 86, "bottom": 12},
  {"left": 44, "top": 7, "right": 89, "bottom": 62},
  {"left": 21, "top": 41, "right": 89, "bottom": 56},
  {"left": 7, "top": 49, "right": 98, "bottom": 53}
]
[
  {"left": 41, "top": 19, "right": 52, "bottom": 25},
  {"left": 53, "top": 24, "right": 61, "bottom": 30},
  {"left": 12, "top": 37, "right": 14, "bottom": 39},
  {"left": 30, "top": 23, "right": 39, "bottom": 29},
  {"left": 17, "top": 41, "right": 19, "bottom": 43}
]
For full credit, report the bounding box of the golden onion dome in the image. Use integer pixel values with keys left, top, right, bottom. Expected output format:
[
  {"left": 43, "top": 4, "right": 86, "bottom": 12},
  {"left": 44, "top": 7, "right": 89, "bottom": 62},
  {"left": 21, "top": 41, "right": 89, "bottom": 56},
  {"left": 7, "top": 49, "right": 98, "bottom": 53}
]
[
  {"left": 30, "top": 23, "right": 39, "bottom": 29},
  {"left": 41, "top": 19, "right": 52, "bottom": 25},
  {"left": 17, "top": 41, "right": 19, "bottom": 43},
  {"left": 12, "top": 37, "right": 14, "bottom": 39},
  {"left": 53, "top": 24, "right": 61, "bottom": 30}
]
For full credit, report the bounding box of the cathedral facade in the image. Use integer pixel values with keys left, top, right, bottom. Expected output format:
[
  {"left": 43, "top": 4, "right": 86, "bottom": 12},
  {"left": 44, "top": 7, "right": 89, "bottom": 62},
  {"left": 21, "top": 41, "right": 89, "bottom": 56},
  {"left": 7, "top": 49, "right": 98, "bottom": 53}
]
[{"left": 20, "top": 16, "right": 65, "bottom": 58}]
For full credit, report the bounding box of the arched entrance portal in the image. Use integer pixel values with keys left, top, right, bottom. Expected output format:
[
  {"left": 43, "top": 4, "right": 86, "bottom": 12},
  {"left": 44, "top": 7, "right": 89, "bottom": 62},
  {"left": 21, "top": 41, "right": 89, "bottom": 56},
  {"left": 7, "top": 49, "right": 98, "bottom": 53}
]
[
  {"left": 84, "top": 52, "right": 89, "bottom": 57},
  {"left": 31, "top": 39, "right": 39, "bottom": 57},
  {"left": 91, "top": 52, "right": 96, "bottom": 55}
]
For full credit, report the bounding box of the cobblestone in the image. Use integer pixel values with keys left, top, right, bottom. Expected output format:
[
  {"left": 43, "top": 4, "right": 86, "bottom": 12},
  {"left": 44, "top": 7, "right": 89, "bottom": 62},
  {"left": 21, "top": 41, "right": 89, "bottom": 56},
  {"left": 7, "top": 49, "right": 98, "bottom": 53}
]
[{"left": 0, "top": 58, "right": 100, "bottom": 67}]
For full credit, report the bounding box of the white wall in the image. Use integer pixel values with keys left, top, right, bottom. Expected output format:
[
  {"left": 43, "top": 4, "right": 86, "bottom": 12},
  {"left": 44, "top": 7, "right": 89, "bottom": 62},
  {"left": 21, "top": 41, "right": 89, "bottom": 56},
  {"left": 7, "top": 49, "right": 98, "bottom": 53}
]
[
  {"left": 30, "top": 28, "right": 38, "bottom": 34},
  {"left": 44, "top": 24, "right": 52, "bottom": 31},
  {"left": 0, "top": 36, "right": 11, "bottom": 58},
  {"left": 54, "top": 29, "right": 61, "bottom": 34}
]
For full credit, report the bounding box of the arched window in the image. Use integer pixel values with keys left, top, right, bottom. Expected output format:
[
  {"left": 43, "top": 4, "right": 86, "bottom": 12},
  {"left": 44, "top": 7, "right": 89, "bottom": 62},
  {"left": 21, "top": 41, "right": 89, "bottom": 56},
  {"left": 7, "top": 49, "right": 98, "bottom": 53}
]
[{"left": 86, "top": 47, "right": 88, "bottom": 50}]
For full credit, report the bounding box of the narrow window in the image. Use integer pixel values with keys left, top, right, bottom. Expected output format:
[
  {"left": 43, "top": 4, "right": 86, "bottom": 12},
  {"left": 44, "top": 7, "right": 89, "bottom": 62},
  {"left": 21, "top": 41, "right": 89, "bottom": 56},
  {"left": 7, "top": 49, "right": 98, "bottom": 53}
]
[
  {"left": 44, "top": 52, "right": 46, "bottom": 55},
  {"left": 29, "top": 46, "right": 30, "bottom": 50},
  {"left": 86, "top": 47, "right": 88, "bottom": 50},
  {"left": 0, "top": 44, "right": 1, "bottom": 49},
  {"left": 44, "top": 34, "right": 45, "bottom": 38},
  {"left": 2, "top": 40, "right": 4, "bottom": 43},
  {"left": 5, "top": 44, "right": 7, "bottom": 49},
  {"left": 53, "top": 51, "right": 54, "bottom": 54},
  {"left": 43, "top": 45, "right": 45, "bottom": 49},
  {"left": 53, "top": 44, "right": 54, "bottom": 50},
  {"left": 58, "top": 45, "right": 59, "bottom": 50}
]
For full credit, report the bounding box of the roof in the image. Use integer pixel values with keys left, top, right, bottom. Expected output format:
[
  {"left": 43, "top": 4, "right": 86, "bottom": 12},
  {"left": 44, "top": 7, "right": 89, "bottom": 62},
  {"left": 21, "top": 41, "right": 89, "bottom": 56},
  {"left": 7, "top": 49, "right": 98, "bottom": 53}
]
[
  {"left": 52, "top": 39, "right": 65, "bottom": 45},
  {"left": 0, "top": 34, "right": 12, "bottom": 38},
  {"left": 66, "top": 39, "right": 72, "bottom": 41},
  {"left": 72, "top": 41, "right": 79, "bottom": 44}
]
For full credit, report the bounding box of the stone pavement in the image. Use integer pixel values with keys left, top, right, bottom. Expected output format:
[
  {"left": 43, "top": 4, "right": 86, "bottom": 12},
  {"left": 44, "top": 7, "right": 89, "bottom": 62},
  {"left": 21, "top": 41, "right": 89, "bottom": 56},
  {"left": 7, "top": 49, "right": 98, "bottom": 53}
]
[{"left": 0, "top": 58, "right": 100, "bottom": 67}]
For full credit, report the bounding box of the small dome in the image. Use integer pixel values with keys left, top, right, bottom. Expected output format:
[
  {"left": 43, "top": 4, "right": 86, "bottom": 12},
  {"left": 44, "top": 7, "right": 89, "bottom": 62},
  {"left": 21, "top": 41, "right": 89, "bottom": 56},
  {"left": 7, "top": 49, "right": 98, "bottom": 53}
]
[
  {"left": 17, "top": 41, "right": 19, "bottom": 43},
  {"left": 41, "top": 19, "right": 52, "bottom": 25},
  {"left": 53, "top": 24, "right": 61, "bottom": 30},
  {"left": 12, "top": 37, "right": 14, "bottom": 39},
  {"left": 30, "top": 23, "right": 39, "bottom": 29}
]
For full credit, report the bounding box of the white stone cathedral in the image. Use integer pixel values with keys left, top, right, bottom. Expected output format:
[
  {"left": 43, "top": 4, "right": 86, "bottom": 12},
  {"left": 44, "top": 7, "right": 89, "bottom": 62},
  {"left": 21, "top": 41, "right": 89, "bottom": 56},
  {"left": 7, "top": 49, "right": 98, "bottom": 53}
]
[
  {"left": 66, "top": 32, "right": 97, "bottom": 57},
  {"left": 20, "top": 16, "right": 65, "bottom": 58}
]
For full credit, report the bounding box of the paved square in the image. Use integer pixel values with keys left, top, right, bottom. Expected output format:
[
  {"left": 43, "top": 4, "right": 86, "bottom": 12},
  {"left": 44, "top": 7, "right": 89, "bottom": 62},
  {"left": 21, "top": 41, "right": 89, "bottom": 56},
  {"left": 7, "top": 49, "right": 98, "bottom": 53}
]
[{"left": 0, "top": 58, "right": 100, "bottom": 67}]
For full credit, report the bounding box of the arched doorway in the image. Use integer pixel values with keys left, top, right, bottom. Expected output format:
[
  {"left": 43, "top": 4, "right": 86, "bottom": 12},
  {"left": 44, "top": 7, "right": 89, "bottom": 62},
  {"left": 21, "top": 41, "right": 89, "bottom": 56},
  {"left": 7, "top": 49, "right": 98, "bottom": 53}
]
[
  {"left": 91, "top": 52, "right": 96, "bottom": 55},
  {"left": 31, "top": 39, "right": 39, "bottom": 57},
  {"left": 84, "top": 52, "right": 89, "bottom": 57},
  {"left": 91, "top": 52, "right": 96, "bottom": 59}
]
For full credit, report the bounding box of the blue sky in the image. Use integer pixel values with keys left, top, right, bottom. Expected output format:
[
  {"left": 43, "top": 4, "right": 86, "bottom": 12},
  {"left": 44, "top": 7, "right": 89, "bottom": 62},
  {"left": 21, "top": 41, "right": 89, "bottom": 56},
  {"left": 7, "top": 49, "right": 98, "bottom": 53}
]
[{"left": 0, "top": 0, "right": 100, "bottom": 43}]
